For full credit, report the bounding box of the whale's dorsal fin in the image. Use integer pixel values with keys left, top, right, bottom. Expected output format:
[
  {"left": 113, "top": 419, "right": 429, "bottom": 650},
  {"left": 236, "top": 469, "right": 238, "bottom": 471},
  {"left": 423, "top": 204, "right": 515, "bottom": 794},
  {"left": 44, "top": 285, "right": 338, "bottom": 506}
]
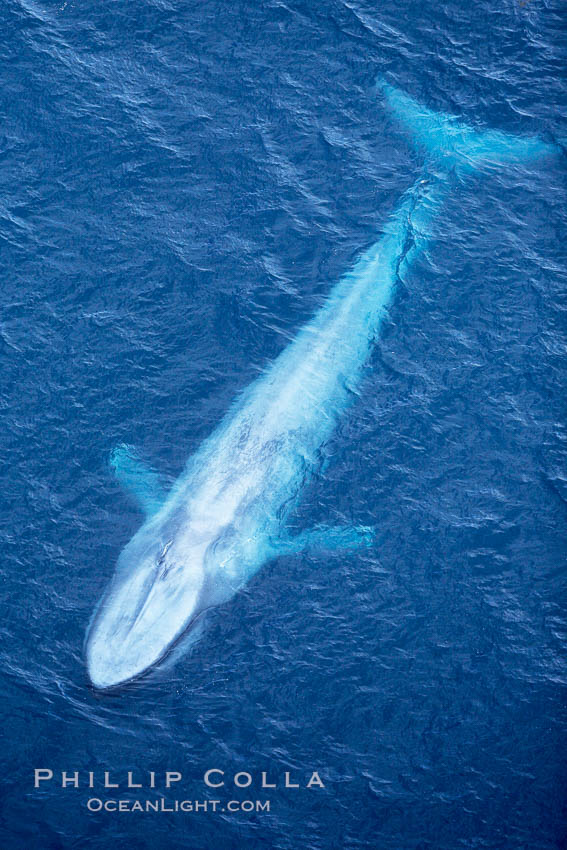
[
  {"left": 273, "top": 525, "right": 375, "bottom": 558},
  {"left": 110, "top": 444, "right": 168, "bottom": 517}
]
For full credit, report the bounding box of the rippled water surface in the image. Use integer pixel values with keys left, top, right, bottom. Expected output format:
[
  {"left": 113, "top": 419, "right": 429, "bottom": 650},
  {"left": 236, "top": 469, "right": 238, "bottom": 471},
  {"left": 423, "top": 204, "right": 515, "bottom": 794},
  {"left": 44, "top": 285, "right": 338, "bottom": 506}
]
[{"left": 1, "top": 0, "right": 566, "bottom": 847}]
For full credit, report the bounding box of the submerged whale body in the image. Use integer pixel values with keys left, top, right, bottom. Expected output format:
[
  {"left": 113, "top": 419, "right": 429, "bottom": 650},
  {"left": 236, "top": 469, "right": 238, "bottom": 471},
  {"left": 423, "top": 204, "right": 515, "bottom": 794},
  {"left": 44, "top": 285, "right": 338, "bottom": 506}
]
[{"left": 85, "top": 81, "right": 554, "bottom": 689}]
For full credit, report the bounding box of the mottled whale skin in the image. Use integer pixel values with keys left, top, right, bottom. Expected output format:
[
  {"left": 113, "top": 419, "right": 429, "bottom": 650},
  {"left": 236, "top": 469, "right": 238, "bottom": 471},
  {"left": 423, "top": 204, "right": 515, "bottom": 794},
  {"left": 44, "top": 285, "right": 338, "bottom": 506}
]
[{"left": 86, "top": 82, "right": 553, "bottom": 689}]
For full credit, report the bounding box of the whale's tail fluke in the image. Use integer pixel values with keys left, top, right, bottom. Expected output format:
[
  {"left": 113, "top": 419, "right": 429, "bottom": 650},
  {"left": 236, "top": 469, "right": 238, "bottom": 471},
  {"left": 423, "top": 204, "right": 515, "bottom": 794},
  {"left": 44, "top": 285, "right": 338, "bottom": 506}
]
[{"left": 378, "top": 79, "right": 555, "bottom": 172}]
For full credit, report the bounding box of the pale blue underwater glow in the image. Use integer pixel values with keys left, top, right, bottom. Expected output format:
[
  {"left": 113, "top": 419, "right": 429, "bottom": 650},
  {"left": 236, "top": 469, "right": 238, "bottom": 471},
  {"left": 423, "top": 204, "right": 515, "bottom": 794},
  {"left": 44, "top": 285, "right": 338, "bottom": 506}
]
[{"left": 85, "top": 83, "right": 556, "bottom": 690}]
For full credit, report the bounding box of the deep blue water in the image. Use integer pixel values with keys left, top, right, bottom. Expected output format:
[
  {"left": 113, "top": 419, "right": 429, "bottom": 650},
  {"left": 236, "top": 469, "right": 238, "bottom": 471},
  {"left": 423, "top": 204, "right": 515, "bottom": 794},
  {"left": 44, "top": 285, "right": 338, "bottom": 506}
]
[{"left": 1, "top": 0, "right": 566, "bottom": 847}]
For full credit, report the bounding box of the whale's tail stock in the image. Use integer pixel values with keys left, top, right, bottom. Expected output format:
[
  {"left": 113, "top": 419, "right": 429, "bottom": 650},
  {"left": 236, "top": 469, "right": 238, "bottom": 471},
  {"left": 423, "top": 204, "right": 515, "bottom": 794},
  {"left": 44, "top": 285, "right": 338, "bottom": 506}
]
[{"left": 377, "top": 79, "right": 556, "bottom": 173}]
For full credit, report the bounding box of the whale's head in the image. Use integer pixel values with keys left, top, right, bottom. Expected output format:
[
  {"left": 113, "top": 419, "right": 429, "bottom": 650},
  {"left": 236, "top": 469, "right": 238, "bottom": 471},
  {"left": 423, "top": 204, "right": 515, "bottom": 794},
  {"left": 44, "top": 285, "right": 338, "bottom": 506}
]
[
  {"left": 85, "top": 523, "right": 210, "bottom": 690},
  {"left": 85, "top": 517, "right": 261, "bottom": 690}
]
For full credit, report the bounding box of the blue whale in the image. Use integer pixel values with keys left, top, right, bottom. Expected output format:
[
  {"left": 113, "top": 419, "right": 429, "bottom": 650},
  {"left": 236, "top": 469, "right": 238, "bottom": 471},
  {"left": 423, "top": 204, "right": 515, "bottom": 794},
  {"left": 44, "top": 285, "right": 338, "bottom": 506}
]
[{"left": 86, "top": 82, "right": 554, "bottom": 689}]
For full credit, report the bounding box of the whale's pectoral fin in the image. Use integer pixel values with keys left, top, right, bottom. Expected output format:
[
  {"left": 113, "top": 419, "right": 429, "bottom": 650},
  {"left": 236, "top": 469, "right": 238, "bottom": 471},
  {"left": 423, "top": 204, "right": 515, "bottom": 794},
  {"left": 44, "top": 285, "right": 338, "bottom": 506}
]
[
  {"left": 273, "top": 525, "right": 375, "bottom": 558},
  {"left": 110, "top": 444, "right": 168, "bottom": 517}
]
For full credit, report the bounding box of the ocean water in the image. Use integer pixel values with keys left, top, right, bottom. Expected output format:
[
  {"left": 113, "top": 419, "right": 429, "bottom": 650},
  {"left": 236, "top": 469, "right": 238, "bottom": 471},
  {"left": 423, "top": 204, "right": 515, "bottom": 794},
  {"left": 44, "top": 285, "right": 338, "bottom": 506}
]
[{"left": 1, "top": 0, "right": 566, "bottom": 847}]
